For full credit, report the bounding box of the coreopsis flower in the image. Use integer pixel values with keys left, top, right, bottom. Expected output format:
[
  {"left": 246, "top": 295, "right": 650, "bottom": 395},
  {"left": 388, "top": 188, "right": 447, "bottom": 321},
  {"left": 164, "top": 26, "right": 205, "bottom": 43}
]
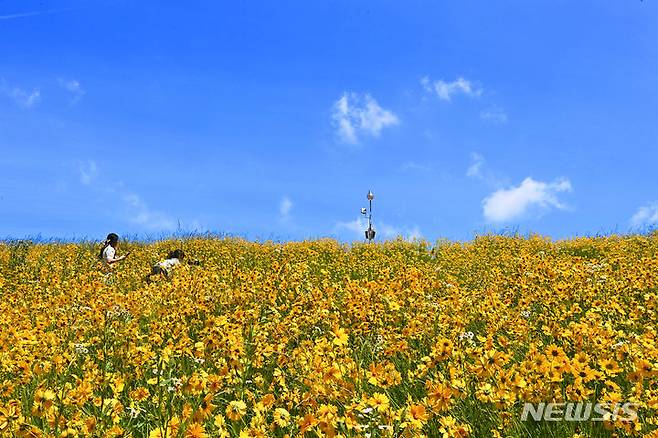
[
  {"left": 476, "top": 383, "right": 495, "bottom": 403},
  {"left": 439, "top": 415, "right": 472, "bottom": 437},
  {"left": 129, "top": 387, "right": 150, "bottom": 402},
  {"left": 273, "top": 407, "right": 290, "bottom": 428},
  {"left": 332, "top": 326, "right": 349, "bottom": 347},
  {"left": 260, "top": 393, "right": 275, "bottom": 409},
  {"left": 427, "top": 381, "right": 454, "bottom": 413},
  {"left": 599, "top": 358, "right": 622, "bottom": 377},
  {"left": 369, "top": 392, "right": 390, "bottom": 413},
  {"left": 323, "top": 363, "right": 342, "bottom": 382},
  {"left": 406, "top": 404, "right": 428, "bottom": 429},
  {"left": 226, "top": 400, "right": 247, "bottom": 421},
  {"left": 184, "top": 423, "right": 207, "bottom": 438},
  {"left": 149, "top": 428, "right": 165, "bottom": 438},
  {"left": 298, "top": 413, "right": 317, "bottom": 434}
]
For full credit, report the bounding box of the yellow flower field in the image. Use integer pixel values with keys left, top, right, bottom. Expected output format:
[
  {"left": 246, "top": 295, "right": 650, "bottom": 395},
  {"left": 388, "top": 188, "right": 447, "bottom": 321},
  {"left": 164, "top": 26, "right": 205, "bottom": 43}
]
[{"left": 0, "top": 235, "right": 657, "bottom": 437}]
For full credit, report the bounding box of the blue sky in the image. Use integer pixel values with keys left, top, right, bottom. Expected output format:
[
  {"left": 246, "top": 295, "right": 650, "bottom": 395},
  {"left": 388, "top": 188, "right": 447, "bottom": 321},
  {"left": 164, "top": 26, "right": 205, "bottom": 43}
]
[{"left": 1, "top": 0, "right": 657, "bottom": 242}]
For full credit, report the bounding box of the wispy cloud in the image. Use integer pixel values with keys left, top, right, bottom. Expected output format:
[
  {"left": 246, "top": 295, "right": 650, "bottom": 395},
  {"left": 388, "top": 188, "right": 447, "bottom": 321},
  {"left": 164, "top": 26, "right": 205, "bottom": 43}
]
[
  {"left": 466, "top": 152, "right": 485, "bottom": 178},
  {"left": 400, "top": 161, "right": 432, "bottom": 172},
  {"left": 421, "top": 76, "right": 482, "bottom": 101},
  {"left": 78, "top": 160, "right": 98, "bottom": 185},
  {"left": 279, "top": 196, "right": 293, "bottom": 218},
  {"left": 59, "top": 78, "right": 85, "bottom": 103},
  {"left": 631, "top": 203, "right": 658, "bottom": 228},
  {"left": 480, "top": 106, "right": 508, "bottom": 124},
  {"left": 121, "top": 192, "right": 176, "bottom": 231},
  {"left": 465, "top": 152, "right": 510, "bottom": 188},
  {"left": 77, "top": 160, "right": 178, "bottom": 231},
  {"left": 0, "top": 79, "right": 40, "bottom": 108},
  {"left": 482, "top": 177, "right": 573, "bottom": 223},
  {"left": 335, "top": 216, "right": 421, "bottom": 241},
  {"left": 0, "top": 9, "right": 66, "bottom": 20},
  {"left": 332, "top": 92, "right": 399, "bottom": 144}
]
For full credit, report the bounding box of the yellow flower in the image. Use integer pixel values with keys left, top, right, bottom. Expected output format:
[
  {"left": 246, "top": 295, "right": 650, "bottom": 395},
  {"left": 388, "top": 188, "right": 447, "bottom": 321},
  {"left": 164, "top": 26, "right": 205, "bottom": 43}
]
[
  {"left": 406, "top": 404, "right": 428, "bottom": 429},
  {"left": 332, "top": 326, "right": 348, "bottom": 347},
  {"left": 149, "top": 429, "right": 164, "bottom": 438},
  {"left": 599, "top": 358, "right": 621, "bottom": 376},
  {"left": 226, "top": 400, "right": 247, "bottom": 421},
  {"left": 370, "top": 392, "right": 390, "bottom": 413},
  {"left": 184, "top": 423, "right": 207, "bottom": 438},
  {"left": 273, "top": 407, "right": 290, "bottom": 428}
]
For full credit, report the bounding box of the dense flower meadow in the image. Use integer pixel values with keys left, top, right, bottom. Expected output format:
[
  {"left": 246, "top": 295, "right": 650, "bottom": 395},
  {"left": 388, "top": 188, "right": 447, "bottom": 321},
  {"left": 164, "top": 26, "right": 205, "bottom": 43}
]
[{"left": 0, "top": 235, "right": 657, "bottom": 437}]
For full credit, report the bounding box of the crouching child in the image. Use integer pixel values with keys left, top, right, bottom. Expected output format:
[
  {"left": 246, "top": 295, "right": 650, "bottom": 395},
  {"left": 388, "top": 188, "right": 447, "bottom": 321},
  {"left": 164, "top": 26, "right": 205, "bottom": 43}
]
[{"left": 146, "top": 249, "right": 186, "bottom": 283}]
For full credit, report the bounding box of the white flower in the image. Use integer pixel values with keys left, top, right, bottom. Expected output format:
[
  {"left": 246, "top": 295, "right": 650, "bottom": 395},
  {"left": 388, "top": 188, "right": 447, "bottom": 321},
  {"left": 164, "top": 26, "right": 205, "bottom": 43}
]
[
  {"left": 611, "top": 340, "right": 626, "bottom": 349},
  {"left": 459, "top": 331, "right": 474, "bottom": 341},
  {"left": 127, "top": 404, "right": 141, "bottom": 418},
  {"left": 73, "top": 343, "right": 89, "bottom": 355}
]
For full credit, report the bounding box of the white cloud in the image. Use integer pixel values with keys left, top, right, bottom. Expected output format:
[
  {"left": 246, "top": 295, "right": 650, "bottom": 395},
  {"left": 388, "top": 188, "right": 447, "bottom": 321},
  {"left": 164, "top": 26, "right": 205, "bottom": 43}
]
[
  {"left": 400, "top": 161, "right": 432, "bottom": 172},
  {"left": 332, "top": 92, "right": 399, "bottom": 144},
  {"left": 631, "top": 203, "right": 658, "bottom": 227},
  {"left": 406, "top": 226, "right": 422, "bottom": 241},
  {"left": 76, "top": 160, "right": 177, "bottom": 231},
  {"left": 421, "top": 76, "right": 482, "bottom": 101},
  {"left": 78, "top": 160, "right": 98, "bottom": 185},
  {"left": 480, "top": 106, "right": 508, "bottom": 124},
  {"left": 0, "top": 79, "right": 40, "bottom": 108},
  {"left": 279, "top": 197, "right": 293, "bottom": 218},
  {"left": 379, "top": 223, "right": 422, "bottom": 241},
  {"left": 335, "top": 217, "right": 421, "bottom": 241},
  {"left": 336, "top": 217, "right": 367, "bottom": 235},
  {"left": 466, "top": 152, "right": 485, "bottom": 178},
  {"left": 121, "top": 192, "right": 176, "bottom": 231},
  {"left": 0, "top": 9, "right": 62, "bottom": 20},
  {"left": 482, "top": 177, "right": 572, "bottom": 223},
  {"left": 59, "top": 78, "right": 85, "bottom": 103}
]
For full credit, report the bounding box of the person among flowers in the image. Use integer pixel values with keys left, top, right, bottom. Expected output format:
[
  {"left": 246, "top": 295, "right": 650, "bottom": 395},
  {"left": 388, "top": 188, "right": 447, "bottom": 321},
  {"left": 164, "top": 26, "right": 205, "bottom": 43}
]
[
  {"left": 99, "top": 233, "right": 130, "bottom": 268},
  {"left": 146, "top": 249, "right": 186, "bottom": 282}
]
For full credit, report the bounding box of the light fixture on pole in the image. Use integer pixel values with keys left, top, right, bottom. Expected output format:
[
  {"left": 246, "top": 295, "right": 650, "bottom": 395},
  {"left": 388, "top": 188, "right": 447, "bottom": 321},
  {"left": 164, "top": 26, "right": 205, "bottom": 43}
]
[{"left": 362, "top": 190, "right": 376, "bottom": 242}]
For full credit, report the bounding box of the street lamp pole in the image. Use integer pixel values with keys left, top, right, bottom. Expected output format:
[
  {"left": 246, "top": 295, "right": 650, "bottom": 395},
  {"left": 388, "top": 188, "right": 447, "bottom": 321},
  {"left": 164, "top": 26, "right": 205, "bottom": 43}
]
[{"left": 363, "top": 190, "right": 375, "bottom": 243}]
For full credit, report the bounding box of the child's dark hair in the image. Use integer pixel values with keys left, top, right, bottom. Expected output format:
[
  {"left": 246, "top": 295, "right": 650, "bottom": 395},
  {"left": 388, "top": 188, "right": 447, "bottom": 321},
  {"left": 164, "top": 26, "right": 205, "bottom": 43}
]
[
  {"left": 99, "top": 233, "right": 119, "bottom": 259},
  {"left": 168, "top": 249, "right": 185, "bottom": 260}
]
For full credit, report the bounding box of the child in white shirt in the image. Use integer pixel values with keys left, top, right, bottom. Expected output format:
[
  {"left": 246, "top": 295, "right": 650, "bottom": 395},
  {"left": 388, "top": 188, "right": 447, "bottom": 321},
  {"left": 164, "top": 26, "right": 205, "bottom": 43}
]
[{"left": 146, "top": 249, "right": 185, "bottom": 282}]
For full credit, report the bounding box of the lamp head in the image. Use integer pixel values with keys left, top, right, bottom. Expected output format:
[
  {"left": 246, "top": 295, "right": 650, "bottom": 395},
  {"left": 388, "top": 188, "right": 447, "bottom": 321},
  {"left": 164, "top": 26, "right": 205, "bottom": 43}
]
[{"left": 367, "top": 190, "right": 374, "bottom": 201}]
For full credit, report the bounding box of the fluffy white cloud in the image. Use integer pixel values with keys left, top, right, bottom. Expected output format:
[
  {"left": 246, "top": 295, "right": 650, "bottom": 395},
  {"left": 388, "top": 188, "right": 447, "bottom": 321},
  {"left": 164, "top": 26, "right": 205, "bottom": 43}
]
[
  {"left": 335, "top": 217, "right": 421, "bottom": 241},
  {"left": 466, "top": 152, "right": 485, "bottom": 178},
  {"left": 631, "top": 203, "right": 658, "bottom": 227},
  {"left": 332, "top": 92, "right": 399, "bottom": 144},
  {"left": 480, "top": 106, "right": 508, "bottom": 124},
  {"left": 279, "top": 197, "right": 293, "bottom": 218},
  {"left": 421, "top": 76, "right": 482, "bottom": 101},
  {"left": 0, "top": 79, "right": 40, "bottom": 108},
  {"left": 483, "top": 177, "right": 572, "bottom": 223},
  {"left": 78, "top": 160, "right": 98, "bottom": 185}
]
